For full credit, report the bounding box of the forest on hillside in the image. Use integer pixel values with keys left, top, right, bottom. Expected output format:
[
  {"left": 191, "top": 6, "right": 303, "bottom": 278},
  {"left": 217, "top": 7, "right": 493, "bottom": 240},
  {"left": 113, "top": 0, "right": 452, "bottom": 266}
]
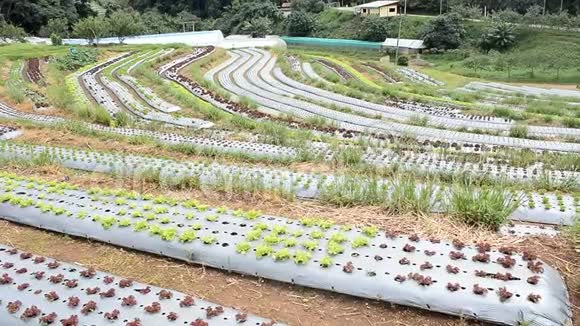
[{"left": 2, "top": 0, "right": 580, "bottom": 35}]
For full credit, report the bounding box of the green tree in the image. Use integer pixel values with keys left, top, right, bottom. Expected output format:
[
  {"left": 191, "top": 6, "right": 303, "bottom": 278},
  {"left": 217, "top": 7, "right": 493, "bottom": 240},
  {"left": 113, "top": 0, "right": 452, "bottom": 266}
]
[
  {"left": 286, "top": 11, "right": 316, "bottom": 37},
  {"left": 73, "top": 16, "right": 109, "bottom": 46},
  {"left": 492, "top": 52, "right": 519, "bottom": 79},
  {"left": 421, "top": 13, "right": 465, "bottom": 50},
  {"left": 140, "top": 9, "right": 181, "bottom": 34},
  {"left": 493, "top": 9, "right": 522, "bottom": 24},
  {"left": 449, "top": 4, "right": 481, "bottom": 18},
  {"left": 242, "top": 17, "right": 273, "bottom": 38},
  {"left": 0, "top": 0, "right": 92, "bottom": 34},
  {"left": 39, "top": 18, "right": 69, "bottom": 38},
  {"left": 216, "top": 1, "right": 281, "bottom": 35},
  {"left": 523, "top": 5, "right": 543, "bottom": 26},
  {"left": 108, "top": 10, "right": 142, "bottom": 43},
  {"left": 0, "top": 22, "right": 26, "bottom": 42},
  {"left": 291, "top": 0, "right": 325, "bottom": 13},
  {"left": 478, "top": 22, "right": 516, "bottom": 52},
  {"left": 463, "top": 54, "right": 491, "bottom": 74},
  {"left": 358, "top": 16, "right": 390, "bottom": 42}
]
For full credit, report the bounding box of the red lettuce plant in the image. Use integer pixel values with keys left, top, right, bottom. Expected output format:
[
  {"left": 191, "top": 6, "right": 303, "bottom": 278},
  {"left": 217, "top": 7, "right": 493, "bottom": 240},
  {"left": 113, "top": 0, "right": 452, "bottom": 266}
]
[
  {"left": 528, "top": 293, "right": 541, "bottom": 303},
  {"left": 475, "top": 242, "right": 491, "bottom": 253},
  {"left": 167, "top": 312, "right": 178, "bottom": 321},
  {"left": 122, "top": 295, "right": 137, "bottom": 306},
  {"left": 99, "top": 288, "right": 116, "bottom": 298},
  {"left": 402, "top": 244, "right": 415, "bottom": 252},
  {"left": 394, "top": 275, "right": 406, "bottom": 283},
  {"left": 420, "top": 262, "right": 433, "bottom": 270},
  {"left": 1, "top": 273, "right": 13, "bottom": 284},
  {"left": 45, "top": 291, "right": 59, "bottom": 302},
  {"left": 33, "top": 271, "right": 45, "bottom": 280},
  {"left": 65, "top": 279, "right": 78, "bottom": 288},
  {"left": 180, "top": 296, "right": 195, "bottom": 307},
  {"left": 522, "top": 251, "right": 537, "bottom": 261},
  {"left": 2, "top": 262, "right": 14, "bottom": 268},
  {"left": 499, "top": 246, "right": 516, "bottom": 255},
  {"left": 408, "top": 234, "right": 420, "bottom": 242},
  {"left": 449, "top": 251, "right": 464, "bottom": 260},
  {"left": 495, "top": 272, "right": 514, "bottom": 281},
  {"left": 104, "top": 309, "right": 120, "bottom": 320},
  {"left": 79, "top": 267, "right": 96, "bottom": 279},
  {"left": 39, "top": 312, "right": 57, "bottom": 325},
  {"left": 85, "top": 287, "right": 100, "bottom": 295},
  {"left": 138, "top": 286, "right": 151, "bottom": 295},
  {"left": 17, "top": 283, "right": 29, "bottom": 291},
  {"left": 527, "top": 275, "right": 540, "bottom": 285},
  {"left": 119, "top": 279, "right": 133, "bottom": 288},
  {"left": 452, "top": 239, "right": 465, "bottom": 250},
  {"left": 16, "top": 268, "right": 27, "bottom": 274},
  {"left": 159, "top": 289, "right": 173, "bottom": 300},
  {"left": 497, "top": 256, "right": 516, "bottom": 268},
  {"left": 47, "top": 261, "right": 60, "bottom": 269},
  {"left": 497, "top": 287, "right": 513, "bottom": 302},
  {"left": 472, "top": 253, "right": 490, "bottom": 263},
  {"left": 424, "top": 250, "right": 436, "bottom": 256},
  {"left": 7, "top": 300, "right": 22, "bottom": 313},
  {"left": 20, "top": 305, "right": 41, "bottom": 319},
  {"left": 446, "top": 283, "right": 460, "bottom": 292},
  {"left": 67, "top": 297, "right": 80, "bottom": 308},
  {"left": 475, "top": 270, "right": 488, "bottom": 277},
  {"left": 236, "top": 312, "right": 248, "bottom": 322},
  {"left": 191, "top": 319, "right": 208, "bottom": 326},
  {"left": 409, "top": 273, "right": 433, "bottom": 286},
  {"left": 473, "top": 284, "right": 487, "bottom": 295},
  {"left": 19, "top": 252, "right": 32, "bottom": 260},
  {"left": 60, "top": 315, "right": 79, "bottom": 326},
  {"left": 206, "top": 306, "right": 224, "bottom": 318},
  {"left": 34, "top": 256, "right": 46, "bottom": 264},
  {"left": 527, "top": 261, "right": 544, "bottom": 273},
  {"left": 385, "top": 230, "right": 398, "bottom": 239},
  {"left": 144, "top": 302, "right": 161, "bottom": 313},
  {"left": 126, "top": 319, "right": 142, "bottom": 326},
  {"left": 342, "top": 261, "right": 354, "bottom": 273},
  {"left": 49, "top": 274, "right": 64, "bottom": 284},
  {"left": 429, "top": 238, "right": 440, "bottom": 243},
  {"left": 446, "top": 265, "right": 459, "bottom": 274},
  {"left": 103, "top": 276, "right": 115, "bottom": 284}
]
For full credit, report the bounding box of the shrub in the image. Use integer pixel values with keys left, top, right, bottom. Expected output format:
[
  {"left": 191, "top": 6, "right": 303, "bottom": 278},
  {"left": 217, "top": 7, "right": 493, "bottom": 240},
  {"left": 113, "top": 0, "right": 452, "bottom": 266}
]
[
  {"left": 55, "top": 48, "right": 98, "bottom": 71},
  {"left": 397, "top": 55, "right": 409, "bottom": 66},
  {"left": 421, "top": 13, "right": 465, "bottom": 50},
  {"left": 286, "top": 11, "right": 316, "bottom": 37},
  {"left": 50, "top": 33, "right": 63, "bottom": 46},
  {"left": 509, "top": 125, "right": 528, "bottom": 138}
]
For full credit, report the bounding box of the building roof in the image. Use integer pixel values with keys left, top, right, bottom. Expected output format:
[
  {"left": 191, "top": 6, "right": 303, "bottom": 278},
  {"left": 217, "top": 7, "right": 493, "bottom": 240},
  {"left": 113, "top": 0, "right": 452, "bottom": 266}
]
[
  {"left": 382, "top": 38, "right": 425, "bottom": 49},
  {"left": 355, "top": 1, "right": 400, "bottom": 9}
]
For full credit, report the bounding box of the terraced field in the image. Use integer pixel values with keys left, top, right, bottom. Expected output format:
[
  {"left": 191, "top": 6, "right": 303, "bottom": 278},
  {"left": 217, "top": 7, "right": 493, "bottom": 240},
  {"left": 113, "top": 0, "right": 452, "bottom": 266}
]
[{"left": 0, "top": 43, "right": 577, "bottom": 326}]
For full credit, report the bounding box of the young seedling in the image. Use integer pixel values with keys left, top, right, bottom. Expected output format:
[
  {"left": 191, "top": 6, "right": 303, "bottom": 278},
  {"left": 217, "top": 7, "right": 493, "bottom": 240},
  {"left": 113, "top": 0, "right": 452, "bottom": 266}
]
[
  {"left": 236, "top": 241, "right": 251, "bottom": 254},
  {"left": 293, "top": 251, "right": 312, "bottom": 265}
]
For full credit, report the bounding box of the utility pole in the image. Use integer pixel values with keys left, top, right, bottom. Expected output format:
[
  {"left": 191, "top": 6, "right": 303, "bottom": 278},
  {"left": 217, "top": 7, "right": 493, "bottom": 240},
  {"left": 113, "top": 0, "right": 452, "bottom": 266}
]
[
  {"left": 440, "top": 0, "right": 443, "bottom": 15},
  {"left": 395, "top": 0, "right": 407, "bottom": 66},
  {"left": 560, "top": 0, "right": 564, "bottom": 13}
]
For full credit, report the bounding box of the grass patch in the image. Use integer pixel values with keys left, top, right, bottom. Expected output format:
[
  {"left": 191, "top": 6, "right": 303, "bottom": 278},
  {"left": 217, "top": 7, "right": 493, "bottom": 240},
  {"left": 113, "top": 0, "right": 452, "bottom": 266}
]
[{"left": 446, "top": 186, "right": 522, "bottom": 230}]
